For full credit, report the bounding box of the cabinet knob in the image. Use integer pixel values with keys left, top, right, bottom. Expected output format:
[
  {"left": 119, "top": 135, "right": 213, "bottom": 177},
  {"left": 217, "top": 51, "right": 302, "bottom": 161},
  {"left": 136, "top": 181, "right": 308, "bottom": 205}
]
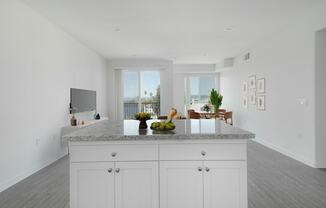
[
  {"left": 205, "top": 167, "right": 210, "bottom": 172},
  {"left": 115, "top": 168, "right": 120, "bottom": 173},
  {"left": 201, "top": 151, "right": 206, "bottom": 156},
  {"left": 198, "top": 167, "right": 202, "bottom": 172},
  {"left": 107, "top": 168, "right": 113, "bottom": 173},
  {"left": 111, "top": 152, "right": 117, "bottom": 157}
]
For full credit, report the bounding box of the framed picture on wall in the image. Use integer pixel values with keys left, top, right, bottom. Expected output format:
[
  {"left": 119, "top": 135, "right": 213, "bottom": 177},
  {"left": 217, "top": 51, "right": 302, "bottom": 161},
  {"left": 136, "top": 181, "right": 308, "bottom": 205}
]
[
  {"left": 249, "top": 75, "right": 256, "bottom": 90},
  {"left": 257, "top": 78, "right": 265, "bottom": 93},
  {"left": 249, "top": 92, "right": 256, "bottom": 105},
  {"left": 257, "top": 95, "right": 266, "bottom": 110},
  {"left": 242, "top": 81, "right": 248, "bottom": 94},
  {"left": 242, "top": 95, "right": 248, "bottom": 108}
]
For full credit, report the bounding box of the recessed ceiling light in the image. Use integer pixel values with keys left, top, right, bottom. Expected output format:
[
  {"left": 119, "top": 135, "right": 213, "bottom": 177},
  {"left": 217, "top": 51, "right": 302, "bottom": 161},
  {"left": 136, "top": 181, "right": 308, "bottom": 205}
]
[{"left": 224, "top": 27, "right": 233, "bottom": 32}]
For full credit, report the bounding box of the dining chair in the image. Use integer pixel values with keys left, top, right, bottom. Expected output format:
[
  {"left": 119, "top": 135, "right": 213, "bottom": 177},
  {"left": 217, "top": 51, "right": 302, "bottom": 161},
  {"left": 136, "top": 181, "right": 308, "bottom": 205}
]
[
  {"left": 218, "top": 109, "right": 226, "bottom": 119},
  {"left": 189, "top": 111, "right": 201, "bottom": 119},
  {"left": 224, "top": 111, "right": 233, "bottom": 125},
  {"left": 187, "top": 109, "right": 195, "bottom": 118}
]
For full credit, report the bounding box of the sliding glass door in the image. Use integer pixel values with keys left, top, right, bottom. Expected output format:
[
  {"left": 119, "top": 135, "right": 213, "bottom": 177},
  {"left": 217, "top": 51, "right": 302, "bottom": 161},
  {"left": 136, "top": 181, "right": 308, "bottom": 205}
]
[
  {"left": 123, "top": 70, "right": 160, "bottom": 119},
  {"left": 187, "top": 76, "right": 215, "bottom": 111}
]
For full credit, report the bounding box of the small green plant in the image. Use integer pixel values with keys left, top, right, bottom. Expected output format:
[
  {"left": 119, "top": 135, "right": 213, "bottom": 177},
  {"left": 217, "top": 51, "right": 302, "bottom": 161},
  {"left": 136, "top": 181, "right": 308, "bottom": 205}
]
[
  {"left": 209, "top": 89, "right": 223, "bottom": 112},
  {"left": 202, "top": 104, "right": 210, "bottom": 112},
  {"left": 135, "top": 112, "right": 151, "bottom": 120}
]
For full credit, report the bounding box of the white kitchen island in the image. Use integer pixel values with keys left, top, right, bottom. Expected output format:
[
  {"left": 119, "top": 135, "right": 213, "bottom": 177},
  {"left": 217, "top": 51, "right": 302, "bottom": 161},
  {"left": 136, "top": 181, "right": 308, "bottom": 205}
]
[{"left": 62, "top": 119, "right": 255, "bottom": 208}]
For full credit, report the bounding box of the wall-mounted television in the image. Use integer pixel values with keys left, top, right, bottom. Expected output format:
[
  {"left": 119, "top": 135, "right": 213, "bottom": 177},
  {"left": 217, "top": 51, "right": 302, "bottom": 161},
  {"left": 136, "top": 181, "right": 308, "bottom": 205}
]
[{"left": 70, "top": 88, "right": 96, "bottom": 114}]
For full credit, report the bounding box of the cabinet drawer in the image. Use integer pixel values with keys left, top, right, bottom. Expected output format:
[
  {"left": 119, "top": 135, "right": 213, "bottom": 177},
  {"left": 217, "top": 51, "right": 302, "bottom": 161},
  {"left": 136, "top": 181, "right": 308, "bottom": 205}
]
[
  {"left": 70, "top": 144, "right": 158, "bottom": 162},
  {"left": 159, "top": 143, "right": 246, "bottom": 161}
]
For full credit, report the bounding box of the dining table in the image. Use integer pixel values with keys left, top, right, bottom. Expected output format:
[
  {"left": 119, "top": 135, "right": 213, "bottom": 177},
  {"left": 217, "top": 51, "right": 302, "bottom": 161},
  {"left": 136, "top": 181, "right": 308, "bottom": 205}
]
[{"left": 198, "top": 111, "right": 218, "bottom": 119}]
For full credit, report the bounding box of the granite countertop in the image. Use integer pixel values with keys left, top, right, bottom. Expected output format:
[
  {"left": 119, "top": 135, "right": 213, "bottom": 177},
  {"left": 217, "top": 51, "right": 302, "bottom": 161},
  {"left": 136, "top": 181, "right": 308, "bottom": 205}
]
[{"left": 62, "top": 119, "right": 255, "bottom": 142}]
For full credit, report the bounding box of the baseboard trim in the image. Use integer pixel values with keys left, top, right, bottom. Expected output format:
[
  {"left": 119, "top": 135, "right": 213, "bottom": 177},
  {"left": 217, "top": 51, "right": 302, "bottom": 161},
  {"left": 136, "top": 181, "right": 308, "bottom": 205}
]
[
  {"left": 0, "top": 153, "right": 68, "bottom": 193},
  {"left": 314, "top": 161, "right": 326, "bottom": 168},
  {"left": 253, "top": 138, "right": 318, "bottom": 168}
]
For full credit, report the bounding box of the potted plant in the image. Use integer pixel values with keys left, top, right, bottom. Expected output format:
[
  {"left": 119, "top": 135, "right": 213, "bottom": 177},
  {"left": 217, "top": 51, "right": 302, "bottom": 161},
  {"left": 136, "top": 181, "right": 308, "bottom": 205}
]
[
  {"left": 209, "top": 89, "right": 223, "bottom": 113},
  {"left": 135, "top": 112, "right": 152, "bottom": 129}
]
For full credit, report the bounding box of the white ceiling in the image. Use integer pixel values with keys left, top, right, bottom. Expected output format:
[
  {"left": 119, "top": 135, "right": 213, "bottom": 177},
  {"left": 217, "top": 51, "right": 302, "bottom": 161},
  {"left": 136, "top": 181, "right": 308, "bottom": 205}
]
[{"left": 24, "top": 0, "right": 325, "bottom": 64}]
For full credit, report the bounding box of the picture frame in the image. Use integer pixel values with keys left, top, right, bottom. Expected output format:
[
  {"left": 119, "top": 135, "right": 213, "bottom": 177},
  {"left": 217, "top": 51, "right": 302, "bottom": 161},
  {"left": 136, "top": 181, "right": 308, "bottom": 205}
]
[
  {"left": 249, "top": 92, "right": 256, "bottom": 105},
  {"left": 242, "top": 81, "right": 248, "bottom": 94},
  {"left": 249, "top": 75, "right": 256, "bottom": 90},
  {"left": 257, "top": 95, "right": 266, "bottom": 111},
  {"left": 242, "top": 95, "right": 248, "bottom": 108},
  {"left": 256, "top": 78, "right": 265, "bottom": 93}
]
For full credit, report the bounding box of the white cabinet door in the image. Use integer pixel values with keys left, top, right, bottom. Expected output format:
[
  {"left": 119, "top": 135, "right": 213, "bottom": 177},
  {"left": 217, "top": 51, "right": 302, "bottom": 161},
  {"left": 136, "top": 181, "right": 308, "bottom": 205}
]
[
  {"left": 160, "top": 161, "right": 204, "bottom": 208},
  {"left": 70, "top": 162, "right": 115, "bottom": 208},
  {"left": 203, "top": 161, "right": 247, "bottom": 208},
  {"left": 115, "top": 162, "right": 159, "bottom": 208}
]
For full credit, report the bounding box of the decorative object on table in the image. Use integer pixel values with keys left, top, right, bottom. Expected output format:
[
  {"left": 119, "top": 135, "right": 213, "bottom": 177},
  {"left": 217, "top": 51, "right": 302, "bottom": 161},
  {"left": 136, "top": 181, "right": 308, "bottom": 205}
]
[
  {"left": 202, "top": 104, "right": 210, "bottom": 112},
  {"left": 70, "top": 114, "right": 77, "bottom": 126},
  {"left": 209, "top": 89, "right": 223, "bottom": 113},
  {"left": 242, "top": 95, "right": 248, "bottom": 108},
  {"left": 249, "top": 91, "right": 256, "bottom": 105},
  {"left": 95, "top": 113, "right": 101, "bottom": 120},
  {"left": 256, "top": 78, "right": 265, "bottom": 93},
  {"left": 70, "top": 106, "right": 77, "bottom": 126},
  {"left": 249, "top": 75, "right": 256, "bottom": 90},
  {"left": 135, "top": 112, "right": 151, "bottom": 129},
  {"left": 257, "top": 95, "right": 266, "bottom": 110},
  {"left": 167, "top": 108, "right": 177, "bottom": 122},
  {"left": 242, "top": 81, "right": 248, "bottom": 94}
]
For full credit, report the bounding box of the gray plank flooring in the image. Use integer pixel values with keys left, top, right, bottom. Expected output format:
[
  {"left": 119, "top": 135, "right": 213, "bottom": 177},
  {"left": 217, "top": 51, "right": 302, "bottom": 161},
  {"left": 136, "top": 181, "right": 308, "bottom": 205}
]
[
  {"left": 0, "top": 156, "right": 69, "bottom": 208},
  {"left": 0, "top": 141, "right": 326, "bottom": 208}
]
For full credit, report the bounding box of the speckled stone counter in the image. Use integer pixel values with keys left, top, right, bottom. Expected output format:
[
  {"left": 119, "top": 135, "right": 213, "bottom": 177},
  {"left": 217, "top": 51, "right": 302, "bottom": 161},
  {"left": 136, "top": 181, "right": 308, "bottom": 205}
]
[
  {"left": 62, "top": 119, "right": 255, "bottom": 142},
  {"left": 68, "top": 119, "right": 253, "bottom": 207}
]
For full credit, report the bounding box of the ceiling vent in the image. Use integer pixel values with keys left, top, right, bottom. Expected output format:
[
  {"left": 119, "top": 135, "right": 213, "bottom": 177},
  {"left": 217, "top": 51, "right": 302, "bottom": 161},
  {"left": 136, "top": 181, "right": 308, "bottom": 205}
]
[
  {"left": 215, "top": 57, "right": 235, "bottom": 72},
  {"left": 243, "top": 52, "right": 251, "bottom": 61}
]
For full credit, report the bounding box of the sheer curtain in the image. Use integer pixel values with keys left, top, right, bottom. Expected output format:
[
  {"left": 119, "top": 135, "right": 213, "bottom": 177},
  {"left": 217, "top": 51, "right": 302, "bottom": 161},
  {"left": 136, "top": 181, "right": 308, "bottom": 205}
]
[{"left": 114, "top": 69, "right": 124, "bottom": 120}]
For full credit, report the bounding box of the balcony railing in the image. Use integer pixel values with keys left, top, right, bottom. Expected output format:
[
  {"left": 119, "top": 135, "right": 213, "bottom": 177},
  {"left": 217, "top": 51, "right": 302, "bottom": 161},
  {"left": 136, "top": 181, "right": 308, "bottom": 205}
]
[{"left": 124, "top": 102, "right": 160, "bottom": 119}]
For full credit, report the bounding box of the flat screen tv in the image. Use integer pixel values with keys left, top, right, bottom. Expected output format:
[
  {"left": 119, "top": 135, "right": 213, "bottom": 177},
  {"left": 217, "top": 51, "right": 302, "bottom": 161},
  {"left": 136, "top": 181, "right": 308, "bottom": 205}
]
[{"left": 70, "top": 88, "right": 96, "bottom": 113}]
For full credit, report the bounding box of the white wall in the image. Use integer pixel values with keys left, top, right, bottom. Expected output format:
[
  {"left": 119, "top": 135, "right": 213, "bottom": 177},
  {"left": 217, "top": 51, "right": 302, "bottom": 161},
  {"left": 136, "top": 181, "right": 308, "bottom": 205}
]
[
  {"left": 0, "top": 0, "right": 108, "bottom": 192},
  {"left": 173, "top": 64, "right": 216, "bottom": 74},
  {"left": 315, "top": 28, "right": 326, "bottom": 167},
  {"left": 219, "top": 8, "right": 326, "bottom": 168},
  {"left": 107, "top": 59, "right": 173, "bottom": 119}
]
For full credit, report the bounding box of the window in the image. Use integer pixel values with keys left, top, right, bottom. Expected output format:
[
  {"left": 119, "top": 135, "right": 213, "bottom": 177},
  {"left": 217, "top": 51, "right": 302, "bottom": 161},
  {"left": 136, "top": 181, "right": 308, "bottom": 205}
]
[
  {"left": 187, "top": 76, "right": 215, "bottom": 111},
  {"left": 123, "top": 70, "right": 160, "bottom": 119}
]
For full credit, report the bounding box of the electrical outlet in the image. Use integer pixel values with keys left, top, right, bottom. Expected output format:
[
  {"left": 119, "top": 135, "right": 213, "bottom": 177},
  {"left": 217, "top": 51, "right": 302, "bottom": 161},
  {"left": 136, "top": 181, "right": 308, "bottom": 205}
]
[{"left": 297, "top": 98, "right": 308, "bottom": 106}]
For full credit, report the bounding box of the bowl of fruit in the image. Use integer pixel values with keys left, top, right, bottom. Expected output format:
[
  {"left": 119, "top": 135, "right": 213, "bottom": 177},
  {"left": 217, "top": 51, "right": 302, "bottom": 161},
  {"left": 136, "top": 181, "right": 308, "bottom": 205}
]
[
  {"left": 150, "top": 108, "right": 178, "bottom": 132},
  {"left": 150, "top": 121, "right": 176, "bottom": 131}
]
